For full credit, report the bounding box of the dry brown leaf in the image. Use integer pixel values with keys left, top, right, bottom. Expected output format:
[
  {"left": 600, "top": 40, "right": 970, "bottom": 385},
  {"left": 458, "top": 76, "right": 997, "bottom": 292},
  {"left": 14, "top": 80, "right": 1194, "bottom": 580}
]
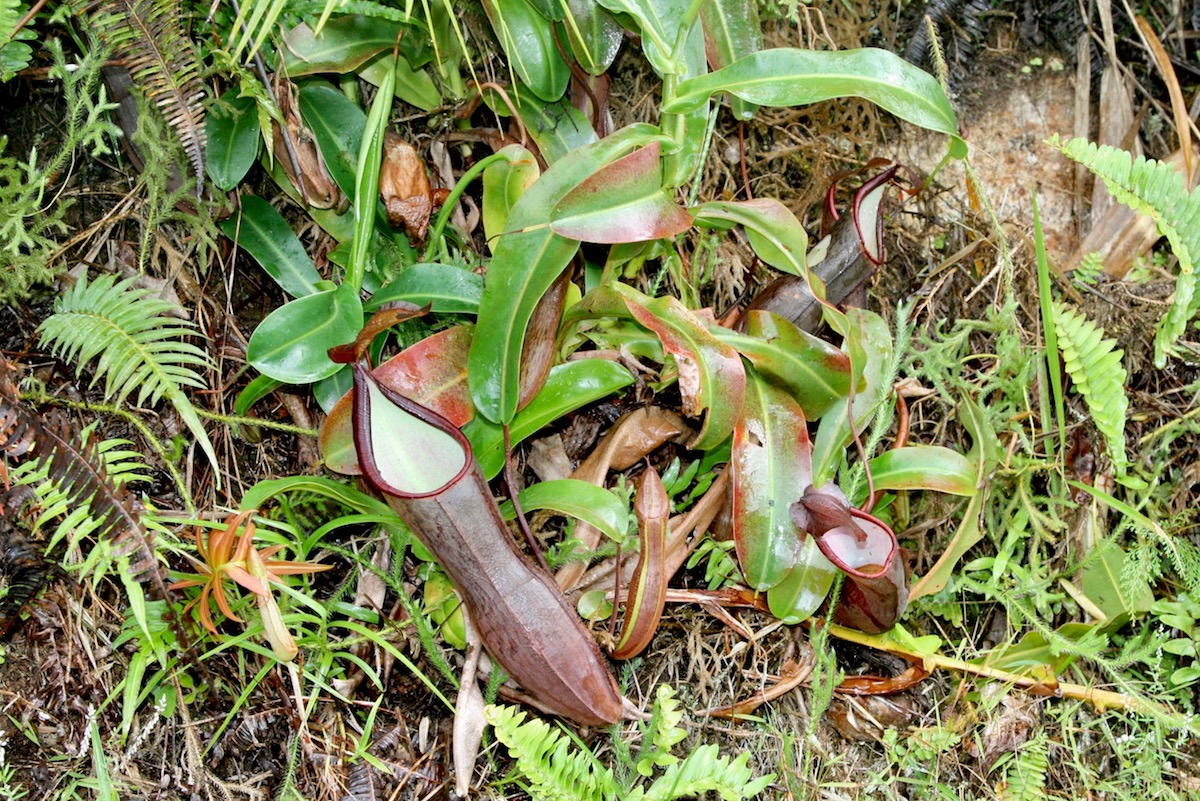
[
  {"left": 273, "top": 74, "right": 343, "bottom": 210},
  {"left": 380, "top": 132, "right": 441, "bottom": 241},
  {"left": 554, "top": 408, "right": 691, "bottom": 590}
]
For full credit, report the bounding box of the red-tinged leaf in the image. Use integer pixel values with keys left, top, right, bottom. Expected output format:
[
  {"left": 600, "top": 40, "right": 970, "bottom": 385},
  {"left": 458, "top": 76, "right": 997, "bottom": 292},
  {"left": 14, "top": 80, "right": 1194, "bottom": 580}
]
[
  {"left": 791, "top": 485, "right": 907, "bottom": 633},
  {"left": 518, "top": 270, "right": 570, "bottom": 411},
  {"left": 612, "top": 465, "right": 670, "bottom": 660},
  {"left": 327, "top": 302, "right": 427, "bottom": 365},
  {"left": 320, "top": 326, "right": 475, "bottom": 475},
  {"left": 549, "top": 142, "right": 694, "bottom": 243},
  {"left": 733, "top": 372, "right": 811, "bottom": 590},
  {"left": 352, "top": 365, "right": 625, "bottom": 724},
  {"left": 615, "top": 283, "right": 745, "bottom": 450},
  {"left": 714, "top": 309, "right": 852, "bottom": 420},
  {"left": 469, "top": 125, "right": 668, "bottom": 425},
  {"left": 867, "top": 446, "right": 977, "bottom": 497}
]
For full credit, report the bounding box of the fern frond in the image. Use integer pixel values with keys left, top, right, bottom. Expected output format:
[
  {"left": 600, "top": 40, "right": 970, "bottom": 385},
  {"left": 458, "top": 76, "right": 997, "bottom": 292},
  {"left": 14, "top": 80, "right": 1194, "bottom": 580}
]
[
  {"left": 636, "top": 684, "right": 687, "bottom": 776},
  {"left": 484, "top": 704, "right": 618, "bottom": 801},
  {"left": 1051, "top": 136, "right": 1200, "bottom": 367},
  {"left": 1051, "top": 302, "right": 1129, "bottom": 475},
  {"left": 0, "top": 485, "right": 51, "bottom": 639},
  {"left": 631, "top": 745, "right": 774, "bottom": 801},
  {"left": 37, "top": 271, "right": 218, "bottom": 478},
  {"left": 90, "top": 0, "right": 206, "bottom": 184},
  {"left": 0, "top": 389, "right": 201, "bottom": 667},
  {"left": 0, "top": 0, "right": 36, "bottom": 82},
  {"left": 998, "top": 732, "right": 1048, "bottom": 801}
]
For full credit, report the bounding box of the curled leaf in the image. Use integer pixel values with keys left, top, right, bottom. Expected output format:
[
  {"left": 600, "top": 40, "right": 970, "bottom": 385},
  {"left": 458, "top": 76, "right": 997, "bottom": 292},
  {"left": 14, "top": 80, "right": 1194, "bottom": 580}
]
[
  {"left": 611, "top": 465, "right": 670, "bottom": 660},
  {"left": 615, "top": 283, "right": 745, "bottom": 450}
]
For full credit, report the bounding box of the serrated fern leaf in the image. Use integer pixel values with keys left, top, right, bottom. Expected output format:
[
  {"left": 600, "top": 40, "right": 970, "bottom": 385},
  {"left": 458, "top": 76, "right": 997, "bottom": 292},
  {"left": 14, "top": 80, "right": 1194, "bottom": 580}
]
[
  {"left": 636, "top": 746, "right": 773, "bottom": 801},
  {"left": 484, "top": 704, "right": 617, "bottom": 801},
  {"left": 998, "top": 732, "right": 1048, "bottom": 801},
  {"left": 90, "top": 0, "right": 206, "bottom": 183},
  {"left": 0, "top": 0, "right": 36, "bottom": 82},
  {"left": 1051, "top": 136, "right": 1200, "bottom": 367},
  {"left": 37, "top": 271, "right": 218, "bottom": 477},
  {"left": 1051, "top": 302, "right": 1128, "bottom": 475}
]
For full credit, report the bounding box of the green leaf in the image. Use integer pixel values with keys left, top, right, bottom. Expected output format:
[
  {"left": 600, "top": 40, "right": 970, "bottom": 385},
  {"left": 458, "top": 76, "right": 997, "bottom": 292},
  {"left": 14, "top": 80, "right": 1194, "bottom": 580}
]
[
  {"left": 481, "top": 0, "right": 571, "bottom": 102},
  {"left": 298, "top": 81, "right": 368, "bottom": 201},
  {"left": 909, "top": 490, "right": 984, "bottom": 601},
  {"left": 468, "top": 124, "right": 666, "bottom": 424},
  {"left": 615, "top": 282, "right": 745, "bottom": 450},
  {"left": 0, "top": 0, "right": 35, "bottom": 82},
  {"left": 220, "top": 195, "right": 323, "bottom": 298},
  {"left": 348, "top": 61, "right": 395, "bottom": 293},
  {"left": 664, "top": 48, "right": 966, "bottom": 158},
  {"left": 483, "top": 87, "right": 598, "bottom": 165},
  {"left": 733, "top": 371, "right": 811, "bottom": 590},
  {"left": 958, "top": 393, "right": 1003, "bottom": 475},
  {"left": 234, "top": 374, "right": 284, "bottom": 416},
  {"left": 247, "top": 284, "right": 364, "bottom": 384},
  {"left": 483, "top": 144, "right": 540, "bottom": 246},
  {"left": 391, "top": 52, "right": 442, "bottom": 111},
  {"left": 523, "top": 0, "right": 563, "bottom": 19},
  {"left": 485, "top": 704, "right": 619, "bottom": 799},
  {"left": 38, "top": 272, "right": 220, "bottom": 481},
  {"left": 282, "top": 15, "right": 408, "bottom": 76},
  {"left": 564, "top": 0, "right": 623, "bottom": 75},
  {"left": 366, "top": 263, "right": 483, "bottom": 314},
  {"left": 1080, "top": 540, "right": 1154, "bottom": 622},
  {"left": 1051, "top": 136, "right": 1200, "bottom": 367},
  {"left": 698, "top": 0, "right": 761, "bottom": 120},
  {"left": 812, "top": 308, "right": 892, "bottom": 485},
  {"left": 205, "top": 90, "right": 260, "bottom": 191},
  {"left": 465, "top": 359, "right": 635, "bottom": 479},
  {"left": 499, "top": 479, "right": 630, "bottom": 540},
  {"left": 550, "top": 142, "right": 693, "bottom": 243},
  {"left": 767, "top": 537, "right": 837, "bottom": 624},
  {"left": 692, "top": 198, "right": 809, "bottom": 277},
  {"left": 977, "top": 622, "right": 1101, "bottom": 674},
  {"left": 866, "top": 446, "right": 977, "bottom": 497},
  {"left": 596, "top": 0, "right": 690, "bottom": 76},
  {"left": 714, "top": 309, "right": 851, "bottom": 420}
]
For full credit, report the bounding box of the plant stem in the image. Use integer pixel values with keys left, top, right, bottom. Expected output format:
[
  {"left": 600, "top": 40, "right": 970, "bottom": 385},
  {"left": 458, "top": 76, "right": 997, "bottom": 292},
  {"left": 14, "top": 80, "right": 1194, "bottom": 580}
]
[
  {"left": 423, "top": 151, "right": 512, "bottom": 262},
  {"left": 192, "top": 408, "right": 317, "bottom": 437},
  {"left": 823, "top": 622, "right": 1186, "bottom": 724},
  {"left": 31, "top": 394, "right": 196, "bottom": 512}
]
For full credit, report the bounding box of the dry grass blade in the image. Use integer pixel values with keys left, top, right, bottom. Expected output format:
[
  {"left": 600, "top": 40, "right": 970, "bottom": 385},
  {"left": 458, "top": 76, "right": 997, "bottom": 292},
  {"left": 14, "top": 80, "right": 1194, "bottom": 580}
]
[
  {"left": 89, "top": 0, "right": 207, "bottom": 184},
  {"left": 1133, "top": 14, "right": 1192, "bottom": 183}
]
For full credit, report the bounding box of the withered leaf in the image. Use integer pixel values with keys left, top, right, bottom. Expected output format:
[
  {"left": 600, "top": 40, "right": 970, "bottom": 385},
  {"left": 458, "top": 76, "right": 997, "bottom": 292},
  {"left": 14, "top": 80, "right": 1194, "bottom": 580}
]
[
  {"left": 273, "top": 73, "right": 344, "bottom": 210},
  {"left": 380, "top": 131, "right": 440, "bottom": 241}
]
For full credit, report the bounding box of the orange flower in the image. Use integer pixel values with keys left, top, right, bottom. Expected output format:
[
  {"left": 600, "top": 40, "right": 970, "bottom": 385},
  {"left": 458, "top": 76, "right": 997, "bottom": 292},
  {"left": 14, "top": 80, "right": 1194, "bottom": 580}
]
[{"left": 170, "top": 510, "right": 331, "bottom": 660}]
